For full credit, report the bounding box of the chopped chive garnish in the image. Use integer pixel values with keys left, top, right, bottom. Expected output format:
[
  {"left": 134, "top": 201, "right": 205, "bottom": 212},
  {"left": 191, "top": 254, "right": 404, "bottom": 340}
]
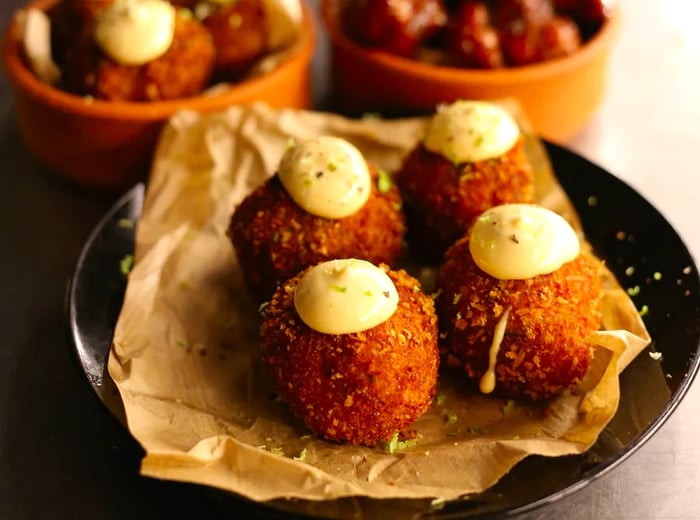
[
  {"left": 431, "top": 497, "right": 446, "bottom": 509},
  {"left": 120, "top": 254, "right": 134, "bottom": 276},
  {"left": 377, "top": 169, "right": 392, "bottom": 193},
  {"left": 502, "top": 399, "right": 515, "bottom": 416},
  {"left": 293, "top": 448, "right": 307, "bottom": 461},
  {"left": 382, "top": 431, "right": 417, "bottom": 453}
]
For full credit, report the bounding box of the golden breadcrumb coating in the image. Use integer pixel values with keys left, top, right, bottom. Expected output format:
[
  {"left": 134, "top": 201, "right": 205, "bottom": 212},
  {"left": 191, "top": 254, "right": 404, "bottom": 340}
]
[
  {"left": 229, "top": 166, "right": 406, "bottom": 302},
  {"left": 435, "top": 233, "right": 603, "bottom": 401},
  {"left": 260, "top": 266, "right": 439, "bottom": 446},
  {"left": 396, "top": 137, "right": 534, "bottom": 261}
]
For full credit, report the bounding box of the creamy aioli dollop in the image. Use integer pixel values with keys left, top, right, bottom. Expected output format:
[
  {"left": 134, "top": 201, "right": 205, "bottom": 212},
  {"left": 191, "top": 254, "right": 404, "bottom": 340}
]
[
  {"left": 469, "top": 204, "right": 580, "bottom": 280},
  {"left": 294, "top": 259, "right": 399, "bottom": 335},
  {"left": 423, "top": 100, "right": 520, "bottom": 164},
  {"left": 278, "top": 136, "right": 371, "bottom": 219},
  {"left": 95, "top": 0, "right": 176, "bottom": 66}
]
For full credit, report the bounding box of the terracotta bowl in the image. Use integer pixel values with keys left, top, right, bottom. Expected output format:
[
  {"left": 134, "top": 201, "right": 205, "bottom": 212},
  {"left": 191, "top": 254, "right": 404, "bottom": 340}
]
[
  {"left": 321, "top": 0, "right": 620, "bottom": 142},
  {"left": 2, "top": 0, "right": 316, "bottom": 190}
]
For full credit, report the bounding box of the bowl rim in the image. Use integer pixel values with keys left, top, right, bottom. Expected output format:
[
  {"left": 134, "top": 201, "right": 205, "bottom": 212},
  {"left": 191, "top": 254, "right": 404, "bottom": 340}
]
[
  {"left": 320, "top": 0, "right": 621, "bottom": 84},
  {"left": 2, "top": 0, "right": 316, "bottom": 121}
]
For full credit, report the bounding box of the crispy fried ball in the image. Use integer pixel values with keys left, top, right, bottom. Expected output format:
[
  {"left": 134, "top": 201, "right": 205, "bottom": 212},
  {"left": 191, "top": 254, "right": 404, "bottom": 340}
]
[
  {"left": 228, "top": 167, "right": 406, "bottom": 302},
  {"left": 395, "top": 137, "right": 534, "bottom": 262},
  {"left": 435, "top": 234, "right": 603, "bottom": 401},
  {"left": 261, "top": 266, "right": 439, "bottom": 445},
  {"left": 62, "top": 8, "right": 216, "bottom": 101},
  {"left": 200, "top": 0, "right": 269, "bottom": 82}
]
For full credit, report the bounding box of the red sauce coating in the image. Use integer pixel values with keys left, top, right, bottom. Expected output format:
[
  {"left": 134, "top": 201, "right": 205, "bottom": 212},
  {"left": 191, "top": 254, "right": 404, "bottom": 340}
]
[
  {"left": 343, "top": 0, "right": 448, "bottom": 57},
  {"left": 343, "top": 0, "right": 607, "bottom": 68}
]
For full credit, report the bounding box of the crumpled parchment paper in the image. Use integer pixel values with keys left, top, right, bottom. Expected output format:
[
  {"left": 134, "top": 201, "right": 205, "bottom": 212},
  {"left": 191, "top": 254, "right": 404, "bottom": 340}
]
[{"left": 108, "top": 102, "right": 651, "bottom": 503}]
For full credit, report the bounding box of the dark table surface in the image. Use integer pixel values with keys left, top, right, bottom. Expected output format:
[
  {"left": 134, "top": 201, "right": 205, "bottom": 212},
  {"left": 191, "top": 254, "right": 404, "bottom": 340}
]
[{"left": 1, "top": 0, "right": 699, "bottom": 519}]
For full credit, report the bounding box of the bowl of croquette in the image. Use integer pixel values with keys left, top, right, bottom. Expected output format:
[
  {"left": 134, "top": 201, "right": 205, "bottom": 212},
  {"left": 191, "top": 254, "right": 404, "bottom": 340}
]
[{"left": 2, "top": 0, "right": 316, "bottom": 190}]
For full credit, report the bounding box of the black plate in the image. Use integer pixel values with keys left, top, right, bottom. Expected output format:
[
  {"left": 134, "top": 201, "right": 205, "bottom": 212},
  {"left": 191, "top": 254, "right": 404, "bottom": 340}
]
[{"left": 67, "top": 142, "right": 700, "bottom": 519}]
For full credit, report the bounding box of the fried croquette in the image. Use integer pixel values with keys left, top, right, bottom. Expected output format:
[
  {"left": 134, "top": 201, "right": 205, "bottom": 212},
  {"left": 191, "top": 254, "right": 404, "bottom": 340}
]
[
  {"left": 396, "top": 136, "right": 534, "bottom": 262},
  {"left": 62, "top": 8, "right": 216, "bottom": 101},
  {"left": 260, "top": 265, "right": 439, "bottom": 446},
  {"left": 228, "top": 168, "right": 406, "bottom": 302},
  {"left": 201, "top": 0, "right": 269, "bottom": 82},
  {"left": 435, "top": 234, "right": 603, "bottom": 401}
]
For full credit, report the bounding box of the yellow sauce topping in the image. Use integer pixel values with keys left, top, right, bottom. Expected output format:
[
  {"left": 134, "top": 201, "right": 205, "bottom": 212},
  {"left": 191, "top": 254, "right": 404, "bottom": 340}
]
[
  {"left": 479, "top": 307, "right": 511, "bottom": 394},
  {"left": 423, "top": 100, "right": 520, "bottom": 164},
  {"left": 94, "top": 0, "right": 176, "bottom": 66},
  {"left": 278, "top": 136, "right": 371, "bottom": 219},
  {"left": 469, "top": 204, "right": 580, "bottom": 280},
  {"left": 294, "top": 259, "right": 399, "bottom": 335}
]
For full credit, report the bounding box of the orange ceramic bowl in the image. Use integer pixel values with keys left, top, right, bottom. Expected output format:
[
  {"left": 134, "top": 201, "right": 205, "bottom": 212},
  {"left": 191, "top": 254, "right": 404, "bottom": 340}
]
[
  {"left": 321, "top": 0, "right": 619, "bottom": 142},
  {"left": 2, "top": 0, "right": 315, "bottom": 190}
]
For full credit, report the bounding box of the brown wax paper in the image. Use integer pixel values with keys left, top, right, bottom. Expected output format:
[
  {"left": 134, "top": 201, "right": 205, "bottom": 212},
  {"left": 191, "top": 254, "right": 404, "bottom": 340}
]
[{"left": 108, "top": 102, "right": 651, "bottom": 502}]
